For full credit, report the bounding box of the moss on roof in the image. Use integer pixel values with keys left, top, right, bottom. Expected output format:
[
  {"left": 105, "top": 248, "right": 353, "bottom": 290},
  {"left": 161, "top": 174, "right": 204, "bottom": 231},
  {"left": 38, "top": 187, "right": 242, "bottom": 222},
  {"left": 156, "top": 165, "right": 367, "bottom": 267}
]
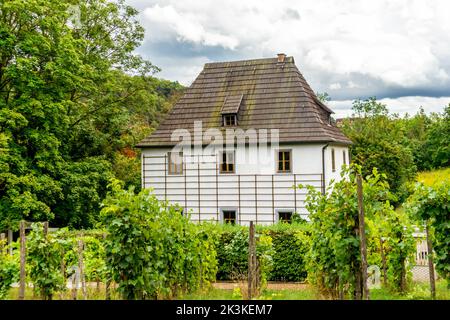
[{"left": 137, "top": 56, "right": 351, "bottom": 147}]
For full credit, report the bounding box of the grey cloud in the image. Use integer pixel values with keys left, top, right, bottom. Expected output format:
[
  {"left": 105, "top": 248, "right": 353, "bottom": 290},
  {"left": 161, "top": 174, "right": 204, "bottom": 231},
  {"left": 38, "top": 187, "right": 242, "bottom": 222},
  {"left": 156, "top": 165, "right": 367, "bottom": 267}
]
[
  {"left": 127, "top": 0, "right": 450, "bottom": 115},
  {"left": 283, "top": 8, "right": 301, "bottom": 20}
]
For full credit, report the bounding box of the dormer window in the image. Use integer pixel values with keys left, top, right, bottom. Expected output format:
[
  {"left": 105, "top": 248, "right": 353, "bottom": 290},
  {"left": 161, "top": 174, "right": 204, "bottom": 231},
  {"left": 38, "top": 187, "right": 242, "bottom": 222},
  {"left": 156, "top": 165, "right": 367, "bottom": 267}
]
[
  {"left": 221, "top": 93, "right": 243, "bottom": 127},
  {"left": 223, "top": 114, "right": 237, "bottom": 126}
]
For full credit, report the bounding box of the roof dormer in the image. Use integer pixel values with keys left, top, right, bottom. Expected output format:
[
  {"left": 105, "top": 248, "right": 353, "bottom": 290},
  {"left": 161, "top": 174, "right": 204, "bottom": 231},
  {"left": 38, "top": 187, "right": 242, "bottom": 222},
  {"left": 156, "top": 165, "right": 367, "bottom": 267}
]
[{"left": 221, "top": 93, "right": 243, "bottom": 127}]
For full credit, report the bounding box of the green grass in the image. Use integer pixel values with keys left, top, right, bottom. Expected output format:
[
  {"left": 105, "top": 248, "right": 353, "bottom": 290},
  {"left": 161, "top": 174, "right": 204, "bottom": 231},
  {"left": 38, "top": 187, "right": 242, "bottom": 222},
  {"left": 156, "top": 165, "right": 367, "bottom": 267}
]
[
  {"left": 258, "top": 289, "right": 318, "bottom": 300},
  {"left": 417, "top": 167, "right": 450, "bottom": 186},
  {"left": 5, "top": 280, "right": 449, "bottom": 300},
  {"left": 180, "top": 287, "right": 319, "bottom": 300},
  {"left": 371, "top": 280, "right": 450, "bottom": 300},
  {"left": 180, "top": 288, "right": 237, "bottom": 300},
  {"left": 6, "top": 285, "right": 121, "bottom": 300},
  {"left": 182, "top": 280, "right": 449, "bottom": 300}
]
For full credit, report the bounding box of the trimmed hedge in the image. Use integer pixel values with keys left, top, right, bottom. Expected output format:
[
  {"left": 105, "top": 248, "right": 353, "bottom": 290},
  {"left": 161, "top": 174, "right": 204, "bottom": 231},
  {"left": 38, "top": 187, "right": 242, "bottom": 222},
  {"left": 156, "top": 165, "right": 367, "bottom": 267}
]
[
  {"left": 216, "top": 226, "right": 249, "bottom": 281},
  {"left": 264, "top": 228, "right": 309, "bottom": 281},
  {"left": 215, "top": 223, "right": 310, "bottom": 282}
]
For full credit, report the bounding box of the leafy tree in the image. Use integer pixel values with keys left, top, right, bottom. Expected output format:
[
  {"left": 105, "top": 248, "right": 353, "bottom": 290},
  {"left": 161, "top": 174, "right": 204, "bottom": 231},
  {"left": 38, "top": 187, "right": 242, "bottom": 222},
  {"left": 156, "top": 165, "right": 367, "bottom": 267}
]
[
  {"left": 0, "top": 0, "right": 182, "bottom": 230},
  {"left": 316, "top": 92, "right": 331, "bottom": 103},
  {"left": 420, "top": 105, "right": 450, "bottom": 169},
  {"left": 340, "top": 97, "right": 417, "bottom": 202}
]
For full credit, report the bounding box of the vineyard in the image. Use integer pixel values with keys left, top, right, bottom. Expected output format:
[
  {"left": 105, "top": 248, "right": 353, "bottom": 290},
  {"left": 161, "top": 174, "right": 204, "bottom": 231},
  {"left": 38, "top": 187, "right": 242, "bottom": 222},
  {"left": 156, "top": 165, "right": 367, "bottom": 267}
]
[{"left": 1, "top": 167, "right": 448, "bottom": 300}]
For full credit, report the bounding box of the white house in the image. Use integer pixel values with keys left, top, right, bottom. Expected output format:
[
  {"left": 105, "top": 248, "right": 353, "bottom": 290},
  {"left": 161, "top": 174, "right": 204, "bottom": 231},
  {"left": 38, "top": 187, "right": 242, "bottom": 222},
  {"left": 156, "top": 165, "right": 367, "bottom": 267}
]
[{"left": 136, "top": 54, "right": 352, "bottom": 225}]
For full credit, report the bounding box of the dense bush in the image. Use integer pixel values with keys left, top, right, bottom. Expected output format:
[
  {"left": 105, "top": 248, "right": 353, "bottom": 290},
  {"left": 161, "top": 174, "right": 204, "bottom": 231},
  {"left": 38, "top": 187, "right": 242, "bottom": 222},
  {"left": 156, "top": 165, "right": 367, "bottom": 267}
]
[
  {"left": 215, "top": 225, "right": 249, "bottom": 281},
  {"left": 261, "top": 224, "right": 310, "bottom": 282},
  {"left": 100, "top": 179, "right": 217, "bottom": 299},
  {"left": 215, "top": 223, "right": 309, "bottom": 283}
]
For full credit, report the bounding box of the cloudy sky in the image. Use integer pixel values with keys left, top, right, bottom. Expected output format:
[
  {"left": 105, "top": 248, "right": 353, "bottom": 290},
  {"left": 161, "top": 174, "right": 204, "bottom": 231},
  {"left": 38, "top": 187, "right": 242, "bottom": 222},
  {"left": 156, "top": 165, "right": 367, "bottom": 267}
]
[{"left": 126, "top": 0, "right": 450, "bottom": 118}]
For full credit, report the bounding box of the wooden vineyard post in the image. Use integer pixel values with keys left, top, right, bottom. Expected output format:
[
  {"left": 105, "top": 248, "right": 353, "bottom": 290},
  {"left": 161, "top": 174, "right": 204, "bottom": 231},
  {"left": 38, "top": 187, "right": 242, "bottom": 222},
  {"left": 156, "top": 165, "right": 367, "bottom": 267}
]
[
  {"left": 8, "top": 229, "right": 13, "bottom": 256},
  {"left": 103, "top": 233, "right": 111, "bottom": 300},
  {"left": 43, "top": 221, "right": 48, "bottom": 237},
  {"left": 78, "top": 239, "right": 87, "bottom": 299},
  {"left": 426, "top": 222, "right": 436, "bottom": 299},
  {"left": 379, "top": 237, "right": 388, "bottom": 286},
  {"left": 356, "top": 174, "right": 369, "bottom": 300},
  {"left": 247, "top": 221, "right": 256, "bottom": 300},
  {"left": 43, "top": 221, "right": 50, "bottom": 300},
  {"left": 0, "top": 233, "right": 5, "bottom": 255},
  {"left": 71, "top": 272, "right": 77, "bottom": 300},
  {"left": 60, "top": 247, "right": 66, "bottom": 300},
  {"left": 19, "top": 221, "right": 26, "bottom": 300}
]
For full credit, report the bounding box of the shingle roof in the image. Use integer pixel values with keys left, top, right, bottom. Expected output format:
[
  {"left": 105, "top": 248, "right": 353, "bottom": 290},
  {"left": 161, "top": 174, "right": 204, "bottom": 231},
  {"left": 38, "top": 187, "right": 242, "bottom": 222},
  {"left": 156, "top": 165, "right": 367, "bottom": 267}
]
[
  {"left": 221, "top": 93, "right": 243, "bottom": 114},
  {"left": 137, "top": 56, "right": 352, "bottom": 147}
]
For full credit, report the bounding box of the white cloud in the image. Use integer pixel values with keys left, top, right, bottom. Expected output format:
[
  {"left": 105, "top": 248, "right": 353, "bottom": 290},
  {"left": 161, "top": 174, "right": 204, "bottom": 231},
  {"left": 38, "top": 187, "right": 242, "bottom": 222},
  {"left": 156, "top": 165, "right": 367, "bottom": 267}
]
[
  {"left": 129, "top": 0, "right": 450, "bottom": 114},
  {"left": 142, "top": 4, "right": 238, "bottom": 49}
]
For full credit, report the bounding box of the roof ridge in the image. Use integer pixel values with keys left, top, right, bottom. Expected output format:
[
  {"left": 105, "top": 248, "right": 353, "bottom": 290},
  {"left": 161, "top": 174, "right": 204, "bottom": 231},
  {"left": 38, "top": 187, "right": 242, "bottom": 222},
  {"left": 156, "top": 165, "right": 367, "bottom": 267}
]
[{"left": 204, "top": 56, "right": 294, "bottom": 67}]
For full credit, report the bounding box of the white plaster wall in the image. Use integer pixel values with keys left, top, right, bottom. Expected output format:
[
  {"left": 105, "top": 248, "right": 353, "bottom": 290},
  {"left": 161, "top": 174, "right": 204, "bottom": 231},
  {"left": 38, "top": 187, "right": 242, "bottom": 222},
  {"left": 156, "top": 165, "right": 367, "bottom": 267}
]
[
  {"left": 324, "top": 144, "right": 350, "bottom": 187},
  {"left": 141, "top": 143, "right": 348, "bottom": 225}
]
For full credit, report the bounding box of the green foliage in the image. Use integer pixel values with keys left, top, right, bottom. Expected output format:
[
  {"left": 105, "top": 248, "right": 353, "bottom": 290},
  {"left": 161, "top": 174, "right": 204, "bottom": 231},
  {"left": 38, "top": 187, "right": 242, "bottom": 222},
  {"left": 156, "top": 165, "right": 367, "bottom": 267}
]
[
  {"left": 255, "top": 234, "right": 274, "bottom": 288},
  {"left": 340, "top": 98, "right": 417, "bottom": 201},
  {"left": 384, "top": 212, "right": 415, "bottom": 292},
  {"left": 0, "top": 240, "right": 19, "bottom": 299},
  {"left": 100, "top": 179, "right": 217, "bottom": 299},
  {"left": 0, "top": 0, "right": 183, "bottom": 230},
  {"left": 302, "top": 165, "right": 414, "bottom": 298},
  {"left": 215, "top": 223, "right": 309, "bottom": 284},
  {"left": 406, "top": 180, "right": 450, "bottom": 285},
  {"left": 367, "top": 206, "right": 416, "bottom": 293},
  {"left": 420, "top": 105, "right": 450, "bottom": 169},
  {"left": 316, "top": 92, "right": 331, "bottom": 103},
  {"left": 215, "top": 225, "right": 249, "bottom": 281},
  {"left": 261, "top": 224, "right": 310, "bottom": 282},
  {"left": 341, "top": 99, "right": 449, "bottom": 202},
  {"left": 26, "top": 223, "right": 65, "bottom": 299},
  {"left": 83, "top": 236, "right": 108, "bottom": 283}
]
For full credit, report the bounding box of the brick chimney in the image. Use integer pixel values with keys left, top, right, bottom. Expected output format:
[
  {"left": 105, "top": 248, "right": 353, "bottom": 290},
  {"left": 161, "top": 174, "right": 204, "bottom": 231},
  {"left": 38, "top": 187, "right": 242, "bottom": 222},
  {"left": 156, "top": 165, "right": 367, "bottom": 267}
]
[{"left": 277, "top": 53, "right": 286, "bottom": 63}]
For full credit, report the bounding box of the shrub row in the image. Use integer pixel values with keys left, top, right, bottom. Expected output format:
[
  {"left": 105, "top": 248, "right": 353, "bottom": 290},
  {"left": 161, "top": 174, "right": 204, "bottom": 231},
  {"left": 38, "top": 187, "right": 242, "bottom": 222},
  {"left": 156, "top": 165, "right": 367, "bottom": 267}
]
[{"left": 215, "top": 223, "right": 310, "bottom": 282}]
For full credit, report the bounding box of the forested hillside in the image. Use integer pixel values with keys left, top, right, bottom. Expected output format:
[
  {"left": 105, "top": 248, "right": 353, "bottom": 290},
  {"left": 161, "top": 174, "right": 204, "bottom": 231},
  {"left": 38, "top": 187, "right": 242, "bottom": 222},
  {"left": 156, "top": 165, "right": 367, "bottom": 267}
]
[{"left": 0, "top": 0, "right": 184, "bottom": 230}]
